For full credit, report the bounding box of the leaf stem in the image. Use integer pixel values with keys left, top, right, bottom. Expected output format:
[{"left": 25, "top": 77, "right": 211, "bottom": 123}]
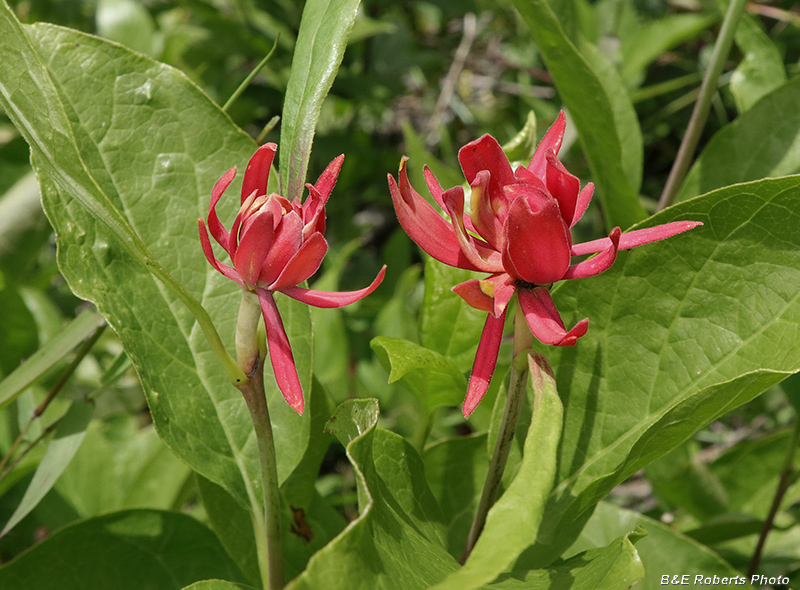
[
  {"left": 223, "top": 35, "right": 281, "bottom": 113},
  {"left": 238, "top": 363, "right": 285, "bottom": 590},
  {"left": 746, "top": 414, "right": 800, "bottom": 578},
  {"left": 461, "top": 303, "right": 533, "bottom": 563},
  {"left": 657, "top": 0, "right": 747, "bottom": 211}
]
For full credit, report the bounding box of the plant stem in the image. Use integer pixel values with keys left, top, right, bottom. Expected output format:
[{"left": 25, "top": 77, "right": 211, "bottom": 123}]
[
  {"left": 747, "top": 415, "right": 800, "bottom": 578},
  {"left": 657, "top": 0, "right": 747, "bottom": 211},
  {"left": 223, "top": 35, "right": 280, "bottom": 113},
  {"left": 461, "top": 302, "right": 533, "bottom": 563},
  {"left": 238, "top": 360, "right": 285, "bottom": 590}
]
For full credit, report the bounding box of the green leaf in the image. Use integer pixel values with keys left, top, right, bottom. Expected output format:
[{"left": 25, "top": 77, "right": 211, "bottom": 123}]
[
  {"left": 21, "top": 24, "right": 313, "bottom": 512},
  {"left": 526, "top": 176, "right": 800, "bottom": 563},
  {"left": 564, "top": 502, "right": 743, "bottom": 588},
  {"left": 490, "top": 530, "right": 645, "bottom": 590},
  {"left": 0, "top": 308, "right": 104, "bottom": 410},
  {"left": 0, "top": 399, "right": 94, "bottom": 537},
  {"left": 430, "top": 354, "right": 563, "bottom": 590},
  {"left": 371, "top": 336, "right": 466, "bottom": 410},
  {"left": 279, "top": 0, "right": 361, "bottom": 202},
  {"left": 0, "top": 172, "right": 50, "bottom": 277},
  {"left": 96, "top": 0, "right": 159, "bottom": 58},
  {"left": 181, "top": 582, "right": 256, "bottom": 590},
  {"left": 676, "top": 77, "right": 800, "bottom": 202},
  {"left": 0, "top": 283, "right": 38, "bottom": 379},
  {"left": 510, "top": 0, "right": 647, "bottom": 230},
  {"left": 0, "top": 510, "right": 248, "bottom": 589},
  {"left": 730, "top": 17, "right": 786, "bottom": 113},
  {"left": 620, "top": 14, "right": 717, "bottom": 87},
  {"left": 286, "top": 399, "right": 459, "bottom": 589}
]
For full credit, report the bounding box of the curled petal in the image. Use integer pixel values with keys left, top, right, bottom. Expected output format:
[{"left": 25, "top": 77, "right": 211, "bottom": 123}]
[
  {"left": 258, "top": 290, "right": 304, "bottom": 414},
  {"left": 442, "top": 186, "right": 505, "bottom": 273},
  {"left": 313, "top": 154, "right": 344, "bottom": 203},
  {"left": 233, "top": 211, "right": 275, "bottom": 285},
  {"left": 241, "top": 143, "right": 277, "bottom": 204},
  {"left": 198, "top": 219, "right": 245, "bottom": 288},
  {"left": 469, "top": 170, "right": 506, "bottom": 250},
  {"left": 463, "top": 311, "right": 506, "bottom": 418},
  {"left": 229, "top": 191, "right": 258, "bottom": 255},
  {"left": 528, "top": 111, "right": 566, "bottom": 179},
  {"left": 268, "top": 232, "right": 328, "bottom": 291},
  {"left": 301, "top": 184, "right": 326, "bottom": 238},
  {"left": 208, "top": 167, "right": 236, "bottom": 248},
  {"left": 280, "top": 266, "right": 386, "bottom": 308},
  {"left": 458, "top": 134, "right": 516, "bottom": 203},
  {"left": 452, "top": 273, "right": 516, "bottom": 317},
  {"left": 564, "top": 227, "right": 621, "bottom": 280},
  {"left": 389, "top": 160, "right": 485, "bottom": 272},
  {"left": 518, "top": 287, "right": 588, "bottom": 347},
  {"left": 424, "top": 166, "right": 447, "bottom": 211},
  {"left": 259, "top": 211, "right": 303, "bottom": 287},
  {"left": 502, "top": 186, "right": 572, "bottom": 284},
  {"left": 571, "top": 220, "right": 704, "bottom": 256},
  {"left": 571, "top": 183, "right": 594, "bottom": 228},
  {"left": 545, "top": 150, "right": 580, "bottom": 225}
]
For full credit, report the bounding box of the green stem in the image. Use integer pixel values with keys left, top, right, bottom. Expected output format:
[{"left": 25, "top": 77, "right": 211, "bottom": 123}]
[
  {"left": 238, "top": 362, "right": 285, "bottom": 590},
  {"left": 657, "top": 0, "right": 747, "bottom": 211},
  {"left": 460, "top": 301, "right": 533, "bottom": 563},
  {"left": 223, "top": 36, "right": 281, "bottom": 113},
  {"left": 746, "top": 415, "right": 800, "bottom": 578}
]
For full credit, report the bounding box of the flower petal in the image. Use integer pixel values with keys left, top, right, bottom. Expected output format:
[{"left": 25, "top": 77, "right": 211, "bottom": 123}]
[
  {"left": 545, "top": 150, "right": 580, "bottom": 226},
  {"left": 301, "top": 184, "right": 326, "bottom": 238},
  {"left": 469, "top": 170, "right": 507, "bottom": 250},
  {"left": 198, "top": 219, "right": 245, "bottom": 287},
  {"left": 280, "top": 266, "right": 386, "bottom": 308},
  {"left": 233, "top": 210, "right": 275, "bottom": 286},
  {"left": 463, "top": 311, "right": 506, "bottom": 418},
  {"left": 458, "top": 134, "right": 515, "bottom": 203},
  {"left": 259, "top": 211, "right": 303, "bottom": 287},
  {"left": 518, "top": 287, "right": 588, "bottom": 347},
  {"left": 528, "top": 111, "right": 566, "bottom": 179},
  {"left": 424, "top": 166, "right": 447, "bottom": 211},
  {"left": 241, "top": 143, "right": 277, "bottom": 204},
  {"left": 389, "top": 159, "right": 486, "bottom": 272},
  {"left": 268, "top": 232, "right": 328, "bottom": 291},
  {"left": 571, "top": 182, "right": 594, "bottom": 227},
  {"left": 208, "top": 167, "right": 236, "bottom": 248},
  {"left": 571, "top": 220, "right": 703, "bottom": 256},
  {"left": 258, "top": 289, "right": 304, "bottom": 414},
  {"left": 452, "top": 273, "right": 516, "bottom": 317},
  {"left": 313, "top": 154, "right": 344, "bottom": 203},
  {"left": 502, "top": 186, "right": 572, "bottom": 284},
  {"left": 563, "top": 227, "right": 620, "bottom": 280},
  {"left": 442, "top": 186, "right": 505, "bottom": 273}
]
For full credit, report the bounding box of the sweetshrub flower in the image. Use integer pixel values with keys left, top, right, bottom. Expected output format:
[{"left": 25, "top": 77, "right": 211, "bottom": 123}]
[
  {"left": 389, "top": 112, "right": 702, "bottom": 417},
  {"left": 200, "top": 143, "right": 385, "bottom": 414}
]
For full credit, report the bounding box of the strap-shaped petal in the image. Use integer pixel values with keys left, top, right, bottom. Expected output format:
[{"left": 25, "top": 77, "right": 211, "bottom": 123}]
[
  {"left": 571, "top": 220, "right": 703, "bottom": 256},
  {"left": 463, "top": 311, "right": 506, "bottom": 418},
  {"left": 528, "top": 111, "right": 566, "bottom": 179},
  {"left": 258, "top": 290, "right": 304, "bottom": 414},
  {"left": 241, "top": 143, "right": 276, "bottom": 204},
  {"left": 502, "top": 186, "right": 572, "bottom": 284},
  {"left": 268, "top": 232, "right": 328, "bottom": 291},
  {"left": 458, "top": 134, "right": 515, "bottom": 204},
  {"left": 469, "top": 170, "right": 506, "bottom": 250},
  {"left": 518, "top": 287, "right": 588, "bottom": 346},
  {"left": 279, "top": 266, "right": 386, "bottom": 308},
  {"left": 208, "top": 167, "right": 236, "bottom": 248},
  {"left": 301, "top": 184, "right": 326, "bottom": 238},
  {"left": 564, "top": 227, "right": 620, "bottom": 280},
  {"left": 453, "top": 273, "right": 516, "bottom": 317},
  {"left": 313, "top": 154, "right": 344, "bottom": 203},
  {"left": 389, "top": 159, "right": 486, "bottom": 272},
  {"left": 198, "top": 219, "right": 245, "bottom": 288},
  {"left": 571, "top": 182, "right": 594, "bottom": 227}
]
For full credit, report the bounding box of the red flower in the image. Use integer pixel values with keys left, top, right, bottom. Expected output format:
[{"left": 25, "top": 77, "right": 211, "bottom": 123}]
[
  {"left": 199, "top": 143, "right": 385, "bottom": 414},
  {"left": 389, "top": 112, "right": 701, "bottom": 417}
]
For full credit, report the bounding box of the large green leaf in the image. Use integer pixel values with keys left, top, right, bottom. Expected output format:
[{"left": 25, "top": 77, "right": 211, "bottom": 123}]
[
  {"left": 279, "top": 0, "right": 361, "bottom": 202},
  {"left": 729, "top": 15, "right": 786, "bottom": 113},
  {"left": 286, "top": 399, "right": 460, "bottom": 589},
  {"left": 20, "top": 23, "right": 314, "bottom": 512},
  {"left": 523, "top": 176, "right": 800, "bottom": 563},
  {"left": 0, "top": 510, "right": 248, "bottom": 589},
  {"left": 565, "top": 502, "right": 743, "bottom": 589},
  {"left": 676, "top": 76, "right": 800, "bottom": 202},
  {"left": 510, "top": 0, "right": 647, "bottom": 230}
]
